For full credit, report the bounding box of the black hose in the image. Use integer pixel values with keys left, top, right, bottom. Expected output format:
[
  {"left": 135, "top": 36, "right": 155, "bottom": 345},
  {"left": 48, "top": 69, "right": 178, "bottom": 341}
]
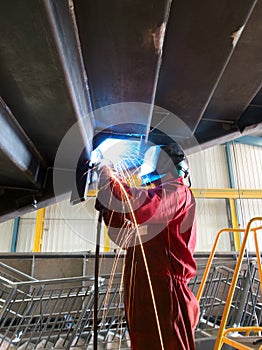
[{"left": 93, "top": 210, "right": 103, "bottom": 350}]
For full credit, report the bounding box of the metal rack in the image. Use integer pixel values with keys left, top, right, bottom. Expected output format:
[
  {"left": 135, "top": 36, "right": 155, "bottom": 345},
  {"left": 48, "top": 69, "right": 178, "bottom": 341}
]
[
  {"left": 2, "top": 218, "right": 262, "bottom": 349},
  {"left": 195, "top": 263, "right": 262, "bottom": 335},
  {"left": 0, "top": 263, "right": 128, "bottom": 349}
]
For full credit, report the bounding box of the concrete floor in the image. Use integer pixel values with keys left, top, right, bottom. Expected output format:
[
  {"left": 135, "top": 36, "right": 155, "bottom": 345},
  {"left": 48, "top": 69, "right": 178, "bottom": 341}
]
[
  {"left": 3, "top": 333, "right": 262, "bottom": 349},
  {"left": 87, "top": 341, "right": 131, "bottom": 349}
]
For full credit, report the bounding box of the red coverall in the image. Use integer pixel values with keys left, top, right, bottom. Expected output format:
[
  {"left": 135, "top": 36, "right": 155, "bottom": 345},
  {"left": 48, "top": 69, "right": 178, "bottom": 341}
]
[{"left": 97, "top": 174, "right": 200, "bottom": 350}]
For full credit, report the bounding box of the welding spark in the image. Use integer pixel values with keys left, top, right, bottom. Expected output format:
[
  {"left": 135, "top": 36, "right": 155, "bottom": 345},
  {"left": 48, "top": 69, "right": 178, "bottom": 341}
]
[{"left": 99, "top": 165, "right": 165, "bottom": 350}]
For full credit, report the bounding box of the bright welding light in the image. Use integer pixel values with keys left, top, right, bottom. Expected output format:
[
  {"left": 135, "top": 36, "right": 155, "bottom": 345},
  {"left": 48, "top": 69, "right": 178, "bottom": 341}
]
[
  {"left": 139, "top": 145, "right": 162, "bottom": 176},
  {"left": 91, "top": 138, "right": 143, "bottom": 171},
  {"left": 91, "top": 138, "right": 168, "bottom": 185}
]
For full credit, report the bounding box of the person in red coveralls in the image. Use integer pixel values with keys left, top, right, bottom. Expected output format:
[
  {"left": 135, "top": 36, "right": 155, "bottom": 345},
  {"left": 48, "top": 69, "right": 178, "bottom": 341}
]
[{"left": 95, "top": 142, "right": 199, "bottom": 350}]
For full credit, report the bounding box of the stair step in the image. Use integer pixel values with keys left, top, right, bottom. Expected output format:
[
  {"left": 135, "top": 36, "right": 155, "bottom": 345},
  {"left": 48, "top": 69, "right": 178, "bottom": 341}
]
[
  {"left": 35, "top": 340, "right": 54, "bottom": 350},
  {"left": 0, "top": 339, "right": 16, "bottom": 350},
  {"left": 17, "top": 342, "right": 35, "bottom": 350},
  {"left": 226, "top": 336, "right": 262, "bottom": 350}
]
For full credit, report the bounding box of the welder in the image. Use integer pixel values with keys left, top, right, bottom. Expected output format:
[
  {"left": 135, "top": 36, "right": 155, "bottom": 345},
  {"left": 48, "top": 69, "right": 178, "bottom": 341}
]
[{"left": 95, "top": 142, "right": 199, "bottom": 350}]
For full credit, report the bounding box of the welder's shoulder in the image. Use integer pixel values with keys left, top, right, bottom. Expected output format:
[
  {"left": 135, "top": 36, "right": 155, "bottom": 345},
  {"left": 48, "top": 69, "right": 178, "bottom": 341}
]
[{"left": 160, "top": 179, "right": 185, "bottom": 193}]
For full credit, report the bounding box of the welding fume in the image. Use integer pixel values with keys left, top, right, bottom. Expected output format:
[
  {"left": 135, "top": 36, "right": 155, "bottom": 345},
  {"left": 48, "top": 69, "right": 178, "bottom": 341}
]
[{"left": 92, "top": 139, "right": 200, "bottom": 350}]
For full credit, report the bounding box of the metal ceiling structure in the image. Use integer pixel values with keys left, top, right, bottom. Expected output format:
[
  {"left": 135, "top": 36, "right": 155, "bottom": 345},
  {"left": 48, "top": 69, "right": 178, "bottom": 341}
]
[{"left": 0, "top": 0, "right": 261, "bottom": 221}]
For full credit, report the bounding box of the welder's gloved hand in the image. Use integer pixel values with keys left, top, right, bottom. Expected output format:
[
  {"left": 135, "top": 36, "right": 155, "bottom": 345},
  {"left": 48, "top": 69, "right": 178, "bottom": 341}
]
[
  {"left": 95, "top": 197, "right": 105, "bottom": 212},
  {"left": 97, "top": 163, "right": 114, "bottom": 190},
  {"left": 96, "top": 158, "right": 114, "bottom": 172},
  {"left": 95, "top": 164, "right": 114, "bottom": 213}
]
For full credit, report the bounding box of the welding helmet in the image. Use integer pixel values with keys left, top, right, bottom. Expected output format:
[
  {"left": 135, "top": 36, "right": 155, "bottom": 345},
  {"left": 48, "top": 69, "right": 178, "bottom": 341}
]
[{"left": 139, "top": 142, "right": 190, "bottom": 186}]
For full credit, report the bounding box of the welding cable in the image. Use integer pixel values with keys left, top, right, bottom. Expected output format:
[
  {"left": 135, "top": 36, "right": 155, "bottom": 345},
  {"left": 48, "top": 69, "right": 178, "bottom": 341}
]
[{"left": 93, "top": 209, "right": 104, "bottom": 350}]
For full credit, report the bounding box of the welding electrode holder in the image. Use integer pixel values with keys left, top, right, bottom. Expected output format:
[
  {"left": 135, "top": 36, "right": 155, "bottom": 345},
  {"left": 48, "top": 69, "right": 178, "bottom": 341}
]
[{"left": 70, "top": 156, "right": 97, "bottom": 205}]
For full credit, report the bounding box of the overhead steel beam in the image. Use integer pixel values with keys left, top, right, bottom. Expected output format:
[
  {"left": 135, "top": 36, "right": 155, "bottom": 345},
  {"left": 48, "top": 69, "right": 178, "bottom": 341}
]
[
  {"left": 195, "top": 0, "right": 261, "bottom": 144},
  {"left": 193, "top": 0, "right": 259, "bottom": 132},
  {"left": 203, "top": 0, "right": 261, "bottom": 124},
  {"left": 43, "top": 0, "right": 94, "bottom": 151},
  {"left": 0, "top": 98, "right": 45, "bottom": 188},
  {"left": 44, "top": 0, "right": 97, "bottom": 204},
  {"left": 156, "top": 0, "right": 258, "bottom": 133},
  {"left": 235, "top": 135, "right": 262, "bottom": 147},
  {"left": 73, "top": 0, "right": 172, "bottom": 138},
  {"left": 0, "top": 0, "right": 89, "bottom": 163}
]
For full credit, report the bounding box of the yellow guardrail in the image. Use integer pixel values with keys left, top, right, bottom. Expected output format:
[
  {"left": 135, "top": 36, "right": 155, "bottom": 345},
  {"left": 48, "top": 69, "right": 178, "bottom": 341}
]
[
  {"left": 196, "top": 227, "right": 245, "bottom": 302},
  {"left": 222, "top": 327, "right": 262, "bottom": 350},
  {"left": 88, "top": 188, "right": 262, "bottom": 199},
  {"left": 197, "top": 217, "right": 262, "bottom": 350},
  {"left": 192, "top": 188, "right": 262, "bottom": 199}
]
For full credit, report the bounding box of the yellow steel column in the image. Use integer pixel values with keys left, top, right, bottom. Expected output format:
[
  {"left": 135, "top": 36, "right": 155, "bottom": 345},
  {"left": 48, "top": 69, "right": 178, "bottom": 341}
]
[
  {"left": 104, "top": 225, "right": 111, "bottom": 252},
  {"left": 33, "top": 208, "right": 46, "bottom": 252},
  {"left": 229, "top": 198, "right": 240, "bottom": 251}
]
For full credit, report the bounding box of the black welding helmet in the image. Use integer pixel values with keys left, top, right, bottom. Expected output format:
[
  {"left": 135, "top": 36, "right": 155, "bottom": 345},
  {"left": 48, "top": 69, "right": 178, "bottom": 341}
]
[{"left": 139, "top": 142, "right": 190, "bottom": 186}]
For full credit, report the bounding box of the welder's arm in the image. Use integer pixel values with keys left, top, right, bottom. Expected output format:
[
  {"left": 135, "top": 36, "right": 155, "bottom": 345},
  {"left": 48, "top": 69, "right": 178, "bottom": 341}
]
[
  {"left": 96, "top": 166, "right": 188, "bottom": 226},
  {"left": 97, "top": 165, "right": 112, "bottom": 189},
  {"left": 97, "top": 165, "right": 132, "bottom": 199},
  {"left": 95, "top": 166, "right": 164, "bottom": 224},
  {"left": 98, "top": 176, "right": 165, "bottom": 225},
  {"left": 111, "top": 182, "right": 191, "bottom": 226},
  {"left": 95, "top": 166, "right": 129, "bottom": 228}
]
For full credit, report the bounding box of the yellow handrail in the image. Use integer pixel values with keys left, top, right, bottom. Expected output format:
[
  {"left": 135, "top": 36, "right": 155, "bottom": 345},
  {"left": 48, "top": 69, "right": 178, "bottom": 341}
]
[
  {"left": 253, "top": 226, "right": 262, "bottom": 295},
  {"left": 222, "top": 327, "right": 262, "bottom": 350},
  {"left": 214, "top": 217, "right": 262, "bottom": 350},
  {"left": 196, "top": 227, "right": 245, "bottom": 302}
]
